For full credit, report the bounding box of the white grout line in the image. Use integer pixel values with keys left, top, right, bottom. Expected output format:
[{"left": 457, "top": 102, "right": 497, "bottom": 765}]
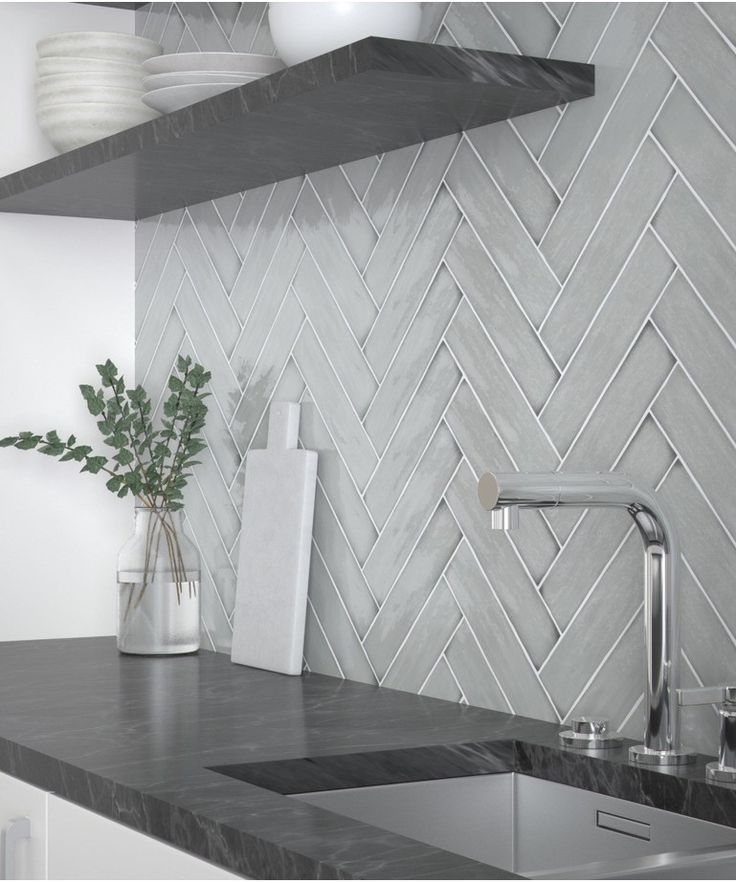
[
  {"left": 695, "top": 1, "right": 736, "bottom": 52},
  {"left": 563, "top": 602, "right": 644, "bottom": 721},
  {"left": 442, "top": 156, "right": 563, "bottom": 376},
  {"left": 647, "top": 35, "right": 736, "bottom": 154},
  {"left": 682, "top": 556, "right": 736, "bottom": 650}
]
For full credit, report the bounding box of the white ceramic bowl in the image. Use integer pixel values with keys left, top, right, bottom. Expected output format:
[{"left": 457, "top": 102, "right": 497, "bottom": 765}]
[
  {"left": 142, "top": 80, "right": 256, "bottom": 114},
  {"left": 37, "top": 56, "right": 145, "bottom": 78},
  {"left": 143, "top": 51, "right": 284, "bottom": 75},
  {"left": 36, "top": 31, "right": 161, "bottom": 63},
  {"left": 37, "top": 101, "right": 160, "bottom": 152},
  {"left": 268, "top": 1, "right": 422, "bottom": 66},
  {"left": 37, "top": 71, "right": 145, "bottom": 93},
  {"left": 36, "top": 82, "right": 144, "bottom": 107}
]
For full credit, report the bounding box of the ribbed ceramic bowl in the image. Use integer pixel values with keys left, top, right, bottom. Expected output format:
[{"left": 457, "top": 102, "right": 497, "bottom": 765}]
[
  {"left": 37, "top": 101, "right": 160, "bottom": 152},
  {"left": 143, "top": 51, "right": 283, "bottom": 75},
  {"left": 36, "top": 31, "right": 161, "bottom": 63},
  {"left": 37, "top": 73, "right": 145, "bottom": 98},
  {"left": 36, "top": 56, "right": 145, "bottom": 78}
]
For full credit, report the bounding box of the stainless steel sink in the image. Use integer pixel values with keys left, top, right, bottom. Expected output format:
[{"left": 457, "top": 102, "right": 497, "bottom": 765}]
[{"left": 292, "top": 773, "right": 736, "bottom": 878}]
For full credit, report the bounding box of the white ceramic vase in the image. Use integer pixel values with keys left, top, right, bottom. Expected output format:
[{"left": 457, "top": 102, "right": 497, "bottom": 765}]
[{"left": 268, "top": 2, "right": 423, "bottom": 67}]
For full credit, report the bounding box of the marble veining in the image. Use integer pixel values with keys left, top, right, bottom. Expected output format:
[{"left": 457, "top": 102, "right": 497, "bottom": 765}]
[
  {"left": 0, "top": 638, "right": 734, "bottom": 879},
  {"left": 0, "top": 38, "right": 593, "bottom": 220}
]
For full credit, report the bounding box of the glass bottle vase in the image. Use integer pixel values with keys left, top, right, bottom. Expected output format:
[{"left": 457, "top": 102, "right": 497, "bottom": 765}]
[{"left": 117, "top": 507, "right": 200, "bottom": 655}]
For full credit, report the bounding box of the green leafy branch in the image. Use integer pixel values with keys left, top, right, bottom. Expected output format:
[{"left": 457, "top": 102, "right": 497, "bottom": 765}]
[{"left": 0, "top": 355, "right": 211, "bottom": 511}]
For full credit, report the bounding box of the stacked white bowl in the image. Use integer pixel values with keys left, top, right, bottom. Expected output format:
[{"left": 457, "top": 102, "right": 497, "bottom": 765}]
[
  {"left": 142, "top": 53, "right": 284, "bottom": 115},
  {"left": 35, "top": 32, "right": 163, "bottom": 153}
]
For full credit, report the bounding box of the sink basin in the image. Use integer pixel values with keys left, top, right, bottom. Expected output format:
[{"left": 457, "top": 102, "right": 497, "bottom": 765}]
[{"left": 292, "top": 773, "right": 736, "bottom": 878}]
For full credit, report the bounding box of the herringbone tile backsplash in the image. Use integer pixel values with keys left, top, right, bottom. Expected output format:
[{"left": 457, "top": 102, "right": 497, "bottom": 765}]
[{"left": 136, "top": 2, "right": 736, "bottom": 752}]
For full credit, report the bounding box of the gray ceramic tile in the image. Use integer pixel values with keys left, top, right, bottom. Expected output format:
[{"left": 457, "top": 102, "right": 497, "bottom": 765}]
[
  {"left": 653, "top": 367, "right": 736, "bottom": 538},
  {"left": 653, "top": 178, "right": 736, "bottom": 344},
  {"left": 294, "top": 325, "right": 377, "bottom": 491},
  {"left": 544, "top": 410, "right": 675, "bottom": 629},
  {"left": 308, "top": 167, "right": 377, "bottom": 272},
  {"left": 307, "top": 547, "right": 376, "bottom": 685},
  {"left": 292, "top": 255, "right": 377, "bottom": 417},
  {"left": 382, "top": 579, "right": 461, "bottom": 692},
  {"left": 446, "top": 300, "right": 558, "bottom": 472},
  {"left": 365, "top": 345, "right": 460, "bottom": 528},
  {"left": 542, "top": 45, "right": 674, "bottom": 280},
  {"left": 231, "top": 290, "right": 304, "bottom": 452},
  {"left": 303, "top": 600, "right": 342, "bottom": 679},
  {"left": 445, "top": 621, "right": 512, "bottom": 713},
  {"left": 298, "top": 398, "right": 377, "bottom": 566},
  {"left": 652, "top": 2, "right": 736, "bottom": 144},
  {"left": 446, "top": 461, "right": 559, "bottom": 667},
  {"left": 653, "top": 273, "right": 736, "bottom": 441},
  {"left": 364, "top": 502, "right": 461, "bottom": 674},
  {"left": 364, "top": 265, "right": 461, "bottom": 455},
  {"left": 230, "top": 177, "right": 304, "bottom": 322},
  {"left": 446, "top": 541, "right": 558, "bottom": 720},
  {"left": 186, "top": 202, "right": 242, "bottom": 293},
  {"left": 489, "top": 3, "right": 559, "bottom": 56},
  {"left": 467, "top": 122, "right": 559, "bottom": 242},
  {"left": 364, "top": 135, "right": 459, "bottom": 308},
  {"left": 542, "top": 137, "right": 673, "bottom": 367},
  {"left": 543, "top": 232, "right": 674, "bottom": 454},
  {"left": 420, "top": 655, "right": 463, "bottom": 704},
  {"left": 362, "top": 144, "right": 420, "bottom": 233},
  {"left": 135, "top": 209, "right": 184, "bottom": 336},
  {"left": 700, "top": 2, "right": 736, "bottom": 45},
  {"left": 653, "top": 83, "right": 736, "bottom": 244},
  {"left": 311, "top": 484, "right": 378, "bottom": 640},
  {"left": 363, "top": 425, "right": 460, "bottom": 600},
  {"left": 176, "top": 214, "right": 241, "bottom": 356},
  {"left": 541, "top": 3, "right": 664, "bottom": 194},
  {"left": 540, "top": 530, "right": 643, "bottom": 714},
  {"left": 446, "top": 140, "right": 559, "bottom": 326},
  {"left": 173, "top": 275, "right": 242, "bottom": 422},
  {"left": 135, "top": 246, "right": 186, "bottom": 374},
  {"left": 443, "top": 2, "right": 517, "bottom": 52},
  {"left": 550, "top": 2, "right": 615, "bottom": 61},
  {"left": 341, "top": 157, "right": 380, "bottom": 201},
  {"left": 136, "top": 303, "right": 184, "bottom": 391},
  {"left": 446, "top": 220, "right": 558, "bottom": 411},
  {"left": 364, "top": 185, "right": 461, "bottom": 380},
  {"left": 292, "top": 183, "right": 376, "bottom": 342},
  {"left": 230, "top": 221, "right": 304, "bottom": 387},
  {"left": 566, "top": 610, "right": 645, "bottom": 736},
  {"left": 658, "top": 463, "right": 736, "bottom": 637}
]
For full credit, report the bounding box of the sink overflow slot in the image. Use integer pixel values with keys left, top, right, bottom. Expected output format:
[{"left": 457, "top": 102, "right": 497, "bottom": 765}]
[{"left": 596, "top": 810, "right": 651, "bottom": 841}]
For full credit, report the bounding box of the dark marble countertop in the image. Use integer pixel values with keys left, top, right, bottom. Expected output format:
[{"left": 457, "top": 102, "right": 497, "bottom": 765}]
[{"left": 0, "top": 637, "right": 733, "bottom": 879}]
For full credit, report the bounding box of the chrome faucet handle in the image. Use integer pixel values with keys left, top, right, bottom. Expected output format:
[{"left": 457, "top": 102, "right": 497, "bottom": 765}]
[
  {"left": 677, "top": 686, "right": 736, "bottom": 706},
  {"left": 559, "top": 716, "right": 623, "bottom": 750},
  {"left": 677, "top": 686, "right": 736, "bottom": 783}
]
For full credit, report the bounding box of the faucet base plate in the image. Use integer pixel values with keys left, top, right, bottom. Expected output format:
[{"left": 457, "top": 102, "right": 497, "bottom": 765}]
[
  {"left": 559, "top": 730, "right": 623, "bottom": 750},
  {"left": 706, "top": 762, "right": 736, "bottom": 784},
  {"left": 629, "top": 744, "right": 697, "bottom": 766}
]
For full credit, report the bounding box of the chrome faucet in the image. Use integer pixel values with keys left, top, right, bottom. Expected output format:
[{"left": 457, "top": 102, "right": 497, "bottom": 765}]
[{"left": 477, "top": 471, "right": 696, "bottom": 766}]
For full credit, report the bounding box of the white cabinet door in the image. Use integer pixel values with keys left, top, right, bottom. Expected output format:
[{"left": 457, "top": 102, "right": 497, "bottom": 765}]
[
  {"left": 0, "top": 770, "right": 47, "bottom": 880},
  {"left": 47, "top": 795, "right": 243, "bottom": 880}
]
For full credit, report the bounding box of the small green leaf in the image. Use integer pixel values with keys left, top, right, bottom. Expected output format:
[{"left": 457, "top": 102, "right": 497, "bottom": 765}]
[
  {"left": 0, "top": 436, "right": 18, "bottom": 447},
  {"left": 114, "top": 449, "right": 134, "bottom": 466}
]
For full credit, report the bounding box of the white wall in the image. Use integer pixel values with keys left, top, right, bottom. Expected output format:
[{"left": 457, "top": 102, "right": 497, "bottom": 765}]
[{"left": 0, "top": 3, "right": 135, "bottom": 641}]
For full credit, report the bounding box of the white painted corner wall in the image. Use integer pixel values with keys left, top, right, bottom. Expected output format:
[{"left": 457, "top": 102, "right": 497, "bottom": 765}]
[{"left": 0, "top": 3, "right": 135, "bottom": 641}]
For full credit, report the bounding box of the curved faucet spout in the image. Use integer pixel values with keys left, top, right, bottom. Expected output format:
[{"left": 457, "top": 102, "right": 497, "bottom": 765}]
[{"left": 478, "top": 471, "right": 694, "bottom": 766}]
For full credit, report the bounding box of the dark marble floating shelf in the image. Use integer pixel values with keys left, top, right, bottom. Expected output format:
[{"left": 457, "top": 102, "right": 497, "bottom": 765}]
[{"left": 0, "top": 37, "right": 594, "bottom": 221}]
